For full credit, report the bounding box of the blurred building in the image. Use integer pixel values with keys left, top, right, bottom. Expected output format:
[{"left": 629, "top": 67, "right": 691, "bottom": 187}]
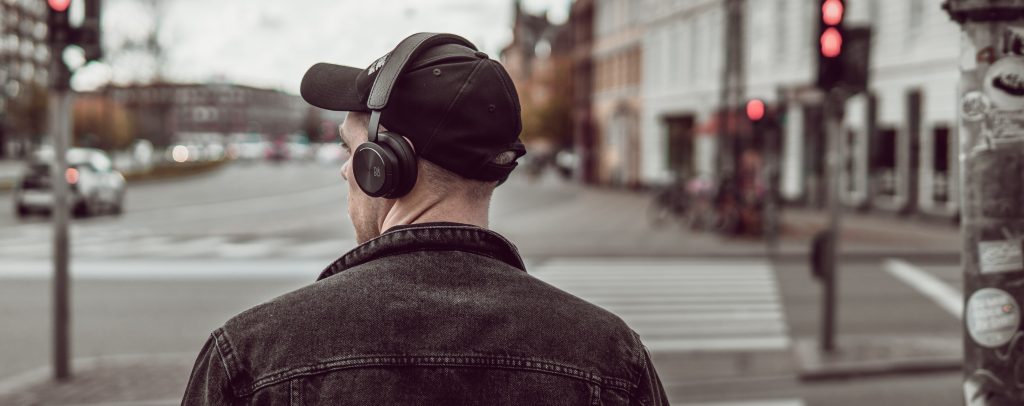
[
  {"left": 591, "top": 0, "right": 645, "bottom": 187},
  {"left": 97, "top": 83, "right": 308, "bottom": 147},
  {"left": 568, "top": 0, "right": 596, "bottom": 183},
  {"left": 639, "top": 0, "right": 728, "bottom": 184},
  {"left": 0, "top": 0, "right": 51, "bottom": 158},
  {"left": 610, "top": 0, "right": 960, "bottom": 220},
  {"left": 739, "top": 0, "right": 960, "bottom": 219},
  {"left": 500, "top": 0, "right": 573, "bottom": 170}
]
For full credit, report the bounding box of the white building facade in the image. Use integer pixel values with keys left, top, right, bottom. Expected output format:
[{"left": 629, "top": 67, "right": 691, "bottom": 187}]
[{"left": 635, "top": 0, "right": 961, "bottom": 219}]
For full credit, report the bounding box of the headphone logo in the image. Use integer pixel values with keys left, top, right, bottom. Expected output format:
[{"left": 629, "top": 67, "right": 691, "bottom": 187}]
[{"left": 372, "top": 167, "right": 382, "bottom": 177}]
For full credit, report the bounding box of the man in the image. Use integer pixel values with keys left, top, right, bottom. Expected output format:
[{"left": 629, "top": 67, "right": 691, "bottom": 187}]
[{"left": 183, "top": 33, "right": 668, "bottom": 405}]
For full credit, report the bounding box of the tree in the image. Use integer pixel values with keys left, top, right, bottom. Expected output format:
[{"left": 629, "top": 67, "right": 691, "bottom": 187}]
[
  {"left": 7, "top": 83, "right": 50, "bottom": 154},
  {"left": 73, "top": 95, "right": 135, "bottom": 151},
  {"left": 519, "top": 57, "right": 573, "bottom": 148}
]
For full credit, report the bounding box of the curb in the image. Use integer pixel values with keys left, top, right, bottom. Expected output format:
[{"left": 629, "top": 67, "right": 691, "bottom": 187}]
[
  {"left": 791, "top": 336, "right": 962, "bottom": 382},
  {"left": 798, "top": 355, "right": 962, "bottom": 381}
]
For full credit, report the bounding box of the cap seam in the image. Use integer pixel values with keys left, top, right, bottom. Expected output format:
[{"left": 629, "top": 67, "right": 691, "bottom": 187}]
[
  {"left": 421, "top": 60, "right": 486, "bottom": 155},
  {"left": 486, "top": 61, "right": 522, "bottom": 135}
]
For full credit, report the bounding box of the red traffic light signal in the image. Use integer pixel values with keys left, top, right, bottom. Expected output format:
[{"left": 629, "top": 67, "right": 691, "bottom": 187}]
[
  {"left": 822, "top": 0, "right": 843, "bottom": 25},
  {"left": 48, "top": 0, "right": 71, "bottom": 12},
  {"left": 746, "top": 99, "right": 766, "bottom": 122},
  {"left": 821, "top": 27, "right": 843, "bottom": 58}
]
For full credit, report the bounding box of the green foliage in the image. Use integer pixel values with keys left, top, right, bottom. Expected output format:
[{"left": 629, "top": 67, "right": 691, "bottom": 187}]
[
  {"left": 520, "top": 58, "right": 573, "bottom": 148},
  {"left": 73, "top": 96, "right": 136, "bottom": 151},
  {"left": 7, "top": 83, "right": 50, "bottom": 143}
]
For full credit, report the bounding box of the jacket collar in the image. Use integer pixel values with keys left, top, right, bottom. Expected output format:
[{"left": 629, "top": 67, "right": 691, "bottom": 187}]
[{"left": 317, "top": 222, "right": 526, "bottom": 281}]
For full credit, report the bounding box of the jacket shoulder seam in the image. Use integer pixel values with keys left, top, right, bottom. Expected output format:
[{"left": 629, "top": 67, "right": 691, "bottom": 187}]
[{"left": 212, "top": 328, "right": 247, "bottom": 397}]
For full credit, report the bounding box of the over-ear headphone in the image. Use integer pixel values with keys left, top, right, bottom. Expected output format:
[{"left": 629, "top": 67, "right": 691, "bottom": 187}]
[{"left": 352, "top": 33, "right": 477, "bottom": 198}]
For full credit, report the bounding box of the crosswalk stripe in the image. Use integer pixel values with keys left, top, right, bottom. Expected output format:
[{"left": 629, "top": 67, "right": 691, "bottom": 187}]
[
  {"left": 216, "top": 238, "right": 290, "bottom": 259},
  {"left": 156, "top": 236, "right": 229, "bottom": 258},
  {"left": 682, "top": 399, "right": 804, "bottom": 406},
  {"left": 533, "top": 259, "right": 789, "bottom": 353},
  {"left": 646, "top": 337, "right": 789, "bottom": 352},
  {"left": 282, "top": 239, "right": 356, "bottom": 258}
]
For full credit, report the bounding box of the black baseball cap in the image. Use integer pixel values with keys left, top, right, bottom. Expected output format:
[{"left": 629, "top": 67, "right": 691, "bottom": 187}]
[{"left": 300, "top": 34, "right": 526, "bottom": 182}]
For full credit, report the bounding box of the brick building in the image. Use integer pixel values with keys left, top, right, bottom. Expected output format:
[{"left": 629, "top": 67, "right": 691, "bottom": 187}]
[{"left": 98, "top": 82, "right": 309, "bottom": 147}]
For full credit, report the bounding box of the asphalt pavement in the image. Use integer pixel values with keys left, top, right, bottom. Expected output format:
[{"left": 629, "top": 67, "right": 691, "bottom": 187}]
[{"left": 0, "top": 160, "right": 966, "bottom": 405}]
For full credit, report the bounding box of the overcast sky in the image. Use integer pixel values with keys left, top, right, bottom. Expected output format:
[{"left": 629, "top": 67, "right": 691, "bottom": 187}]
[{"left": 71, "top": 0, "right": 570, "bottom": 94}]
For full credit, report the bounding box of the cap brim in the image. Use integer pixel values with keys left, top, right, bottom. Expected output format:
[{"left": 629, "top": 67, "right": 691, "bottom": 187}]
[{"left": 300, "top": 63, "right": 369, "bottom": 112}]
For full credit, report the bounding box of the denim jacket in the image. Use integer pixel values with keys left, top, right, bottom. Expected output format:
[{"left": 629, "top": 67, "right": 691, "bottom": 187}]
[{"left": 183, "top": 222, "right": 668, "bottom": 405}]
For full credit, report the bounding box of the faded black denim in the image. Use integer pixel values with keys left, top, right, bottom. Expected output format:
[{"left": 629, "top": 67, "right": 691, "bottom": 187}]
[{"left": 183, "top": 222, "right": 669, "bottom": 405}]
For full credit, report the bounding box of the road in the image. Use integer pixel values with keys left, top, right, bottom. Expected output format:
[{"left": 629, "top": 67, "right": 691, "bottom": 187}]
[{"left": 0, "top": 160, "right": 964, "bottom": 405}]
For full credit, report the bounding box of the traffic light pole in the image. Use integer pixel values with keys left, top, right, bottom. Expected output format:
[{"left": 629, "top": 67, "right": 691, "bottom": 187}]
[
  {"left": 944, "top": 1, "right": 1024, "bottom": 404},
  {"left": 820, "top": 89, "right": 844, "bottom": 352},
  {"left": 49, "top": 43, "right": 73, "bottom": 382}
]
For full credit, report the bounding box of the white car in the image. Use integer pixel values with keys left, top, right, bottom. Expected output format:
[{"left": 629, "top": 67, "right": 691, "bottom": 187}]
[{"left": 14, "top": 148, "right": 127, "bottom": 217}]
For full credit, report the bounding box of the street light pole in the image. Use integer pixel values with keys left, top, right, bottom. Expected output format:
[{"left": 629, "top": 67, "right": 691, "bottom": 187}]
[{"left": 944, "top": 1, "right": 1024, "bottom": 404}]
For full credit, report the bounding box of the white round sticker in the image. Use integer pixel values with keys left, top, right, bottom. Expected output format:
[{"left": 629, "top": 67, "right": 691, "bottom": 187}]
[{"left": 966, "top": 288, "right": 1020, "bottom": 348}]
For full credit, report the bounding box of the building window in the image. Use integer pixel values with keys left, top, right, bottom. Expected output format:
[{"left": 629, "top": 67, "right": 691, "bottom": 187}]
[
  {"left": 873, "top": 127, "right": 898, "bottom": 196},
  {"left": 932, "top": 126, "right": 951, "bottom": 202}
]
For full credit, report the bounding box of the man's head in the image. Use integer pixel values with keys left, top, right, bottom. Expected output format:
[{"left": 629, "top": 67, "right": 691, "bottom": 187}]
[
  {"left": 302, "top": 33, "right": 525, "bottom": 242},
  {"left": 338, "top": 112, "right": 518, "bottom": 242}
]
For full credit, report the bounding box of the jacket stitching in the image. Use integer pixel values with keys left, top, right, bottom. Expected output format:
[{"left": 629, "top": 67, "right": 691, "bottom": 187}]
[
  {"left": 628, "top": 330, "right": 645, "bottom": 389},
  {"left": 237, "top": 355, "right": 634, "bottom": 397},
  {"left": 211, "top": 330, "right": 242, "bottom": 398}
]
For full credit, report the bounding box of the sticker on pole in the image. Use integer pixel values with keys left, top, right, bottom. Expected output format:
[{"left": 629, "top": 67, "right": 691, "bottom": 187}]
[
  {"left": 966, "top": 288, "right": 1020, "bottom": 348},
  {"left": 979, "top": 240, "right": 1024, "bottom": 274},
  {"left": 961, "top": 91, "right": 992, "bottom": 122},
  {"left": 983, "top": 56, "right": 1024, "bottom": 111}
]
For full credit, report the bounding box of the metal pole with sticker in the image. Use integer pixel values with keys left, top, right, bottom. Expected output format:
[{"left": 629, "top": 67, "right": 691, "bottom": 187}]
[{"left": 945, "top": 1, "right": 1024, "bottom": 404}]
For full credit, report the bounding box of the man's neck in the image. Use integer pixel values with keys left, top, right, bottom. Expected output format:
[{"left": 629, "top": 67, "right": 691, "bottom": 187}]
[{"left": 380, "top": 193, "right": 489, "bottom": 233}]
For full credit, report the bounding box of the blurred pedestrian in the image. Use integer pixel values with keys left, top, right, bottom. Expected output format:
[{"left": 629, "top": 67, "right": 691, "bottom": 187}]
[{"left": 182, "top": 33, "right": 667, "bottom": 405}]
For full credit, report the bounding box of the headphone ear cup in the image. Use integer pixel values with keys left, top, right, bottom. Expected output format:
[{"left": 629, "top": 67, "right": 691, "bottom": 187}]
[
  {"left": 352, "top": 143, "right": 398, "bottom": 198},
  {"left": 375, "top": 131, "right": 418, "bottom": 198}
]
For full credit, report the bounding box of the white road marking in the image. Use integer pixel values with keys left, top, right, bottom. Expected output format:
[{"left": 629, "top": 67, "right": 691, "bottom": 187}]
[
  {"left": 216, "top": 238, "right": 290, "bottom": 259},
  {"left": 682, "top": 399, "right": 804, "bottom": 406},
  {"left": 0, "top": 259, "right": 322, "bottom": 279},
  {"left": 533, "top": 258, "right": 790, "bottom": 353},
  {"left": 282, "top": 238, "right": 356, "bottom": 258},
  {"left": 883, "top": 259, "right": 963, "bottom": 319},
  {"left": 647, "top": 337, "right": 790, "bottom": 352}
]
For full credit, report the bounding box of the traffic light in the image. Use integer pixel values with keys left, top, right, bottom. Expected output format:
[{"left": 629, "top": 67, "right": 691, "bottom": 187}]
[
  {"left": 817, "top": 0, "right": 844, "bottom": 89},
  {"left": 47, "top": 0, "right": 72, "bottom": 48},
  {"left": 77, "top": 0, "right": 103, "bottom": 62},
  {"left": 47, "top": 0, "right": 103, "bottom": 89},
  {"left": 746, "top": 99, "right": 766, "bottom": 122}
]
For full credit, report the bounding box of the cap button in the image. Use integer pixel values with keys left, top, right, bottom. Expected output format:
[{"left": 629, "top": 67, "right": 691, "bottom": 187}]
[{"left": 474, "top": 51, "right": 489, "bottom": 59}]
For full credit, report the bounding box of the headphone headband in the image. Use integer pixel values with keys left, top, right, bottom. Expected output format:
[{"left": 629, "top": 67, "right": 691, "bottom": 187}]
[{"left": 366, "top": 33, "right": 477, "bottom": 111}]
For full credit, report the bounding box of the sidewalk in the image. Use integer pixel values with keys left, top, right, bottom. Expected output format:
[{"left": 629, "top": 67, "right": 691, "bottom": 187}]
[
  {"left": 0, "top": 354, "right": 194, "bottom": 406},
  {"left": 779, "top": 206, "right": 960, "bottom": 256},
  {"left": 498, "top": 172, "right": 961, "bottom": 260},
  {"left": 0, "top": 159, "right": 22, "bottom": 190}
]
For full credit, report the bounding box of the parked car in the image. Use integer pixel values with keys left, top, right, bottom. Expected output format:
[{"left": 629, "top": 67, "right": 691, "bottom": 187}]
[
  {"left": 265, "top": 137, "right": 290, "bottom": 162},
  {"left": 13, "top": 148, "right": 127, "bottom": 218}
]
